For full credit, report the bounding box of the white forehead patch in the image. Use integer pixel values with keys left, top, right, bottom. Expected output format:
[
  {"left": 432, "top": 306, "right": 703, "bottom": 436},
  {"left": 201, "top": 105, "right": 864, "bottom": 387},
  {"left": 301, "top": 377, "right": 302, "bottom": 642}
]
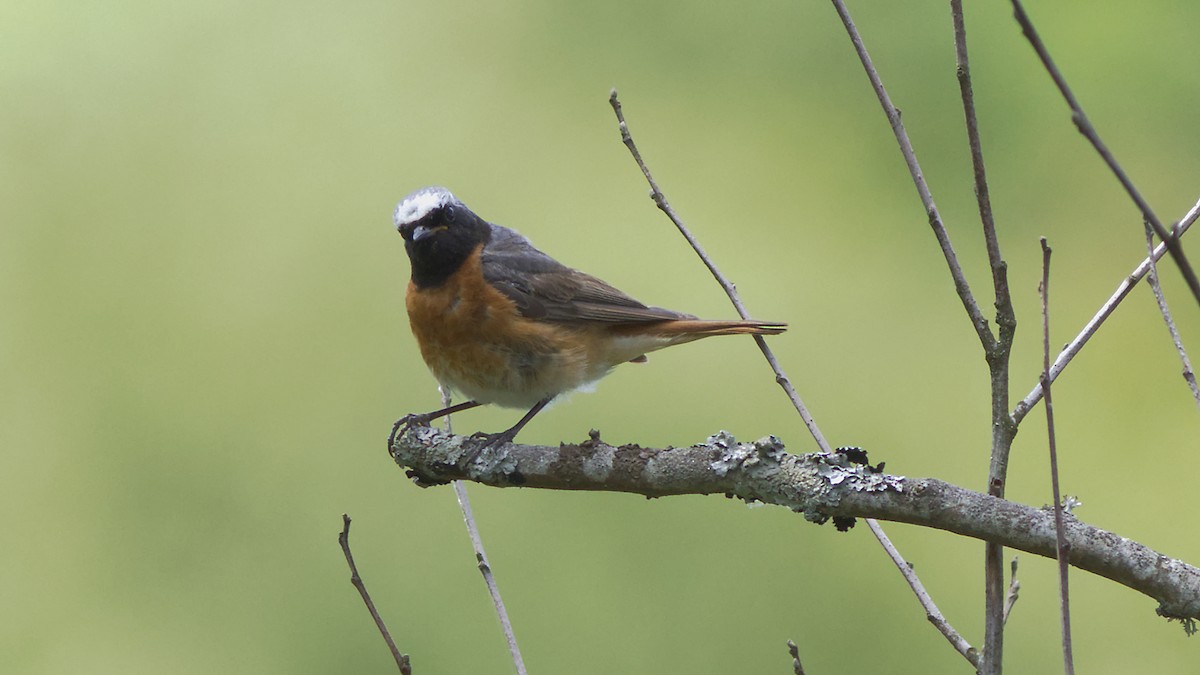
[{"left": 393, "top": 187, "right": 454, "bottom": 227}]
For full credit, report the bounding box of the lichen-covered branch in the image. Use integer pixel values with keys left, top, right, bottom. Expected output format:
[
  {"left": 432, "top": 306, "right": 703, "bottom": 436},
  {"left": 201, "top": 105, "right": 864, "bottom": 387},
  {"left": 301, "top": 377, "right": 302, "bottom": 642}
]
[{"left": 391, "top": 426, "right": 1200, "bottom": 625}]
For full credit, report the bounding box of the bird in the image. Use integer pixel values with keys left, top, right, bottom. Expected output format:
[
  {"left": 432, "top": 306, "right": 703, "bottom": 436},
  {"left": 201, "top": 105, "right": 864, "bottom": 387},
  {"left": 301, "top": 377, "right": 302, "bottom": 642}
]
[{"left": 389, "top": 186, "right": 786, "bottom": 458}]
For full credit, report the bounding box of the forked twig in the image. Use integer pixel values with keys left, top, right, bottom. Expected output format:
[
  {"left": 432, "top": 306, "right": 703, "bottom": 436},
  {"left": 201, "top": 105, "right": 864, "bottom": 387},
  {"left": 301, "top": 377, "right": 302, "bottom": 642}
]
[
  {"left": 948, "top": 3, "right": 1019, "bottom": 669},
  {"left": 951, "top": 0, "right": 1013, "bottom": 333},
  {"left": 866, "top": 518, "right": 980, "bottom": 668},
  {"left": 827, "top": 0, "right": 994, "bottom": 354},
  {"left": 1010, "top": 0, "right": 1200, "bottom": 306},
  {"left": 339, "top": 514, "right": 413, "bottom": 674},
  {"left": 1039, "top": 239, "right": 1075, "bottom": 674},
  {"left": 609, "top": 88, "right": 971, "bottom": 669},
  {"left": 1013, "top": 199, "right": 1200, "bottom": 423},
  {"left": 831, "top": 1, "right": 1011, "bottom": 668}
]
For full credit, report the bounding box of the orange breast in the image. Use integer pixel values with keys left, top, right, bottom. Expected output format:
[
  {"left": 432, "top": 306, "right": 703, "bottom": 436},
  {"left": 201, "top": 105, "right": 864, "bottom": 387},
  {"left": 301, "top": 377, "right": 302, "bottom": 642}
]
[{"left": 406, "top": 246, "right": 604, "bottom": 408}]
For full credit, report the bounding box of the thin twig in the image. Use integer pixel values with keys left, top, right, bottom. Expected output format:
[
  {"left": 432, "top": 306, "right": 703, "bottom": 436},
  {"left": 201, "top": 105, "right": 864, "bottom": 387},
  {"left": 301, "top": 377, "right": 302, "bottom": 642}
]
[
  {"left": 950, "top": 0, "right": 1018, "bottom": 471},
  {"left": 452, "top": 482, "right": 527, "bottom": 675},
  {"left": 828, "top": 0, "right": 995, "bottom": 354},
  {"left": 786, "top": 640, "right": 807, "bottom": 675},
  {"left": 1039, "top": 239, "right": 1075, "bottom": 674},
  {"left": 831, "top": 1, "right": 1009, "bottom": 668},
  {"left": 865, "top": 518, "right": 980, "bottom": 668},
  {"left": 441, "top": 389, "right": 528, "bottom": 675},
  {"left": 949, "top": 4, "right": 1019, "bottom": 669},
  {"left": 607, "top": 90, "right": 978, "bottom": 670},
  {"left": 339, "top": 514, "right": 413, "bottom": 674},
  {"left": 1003, "top": 557, "right": 1021, "bottom": 625},
  {"left": 1013, "top": 198, "right": 1200, "bottom": 423},
  {"left": 1143, "top": 223, "right": 1200, "bottom": 408},
  {"left": 1010, "top": 0, "right": 1200, "bottom": 307},
  {"left": 823, "top": 2, "right": 1020, "bottom": 664},
  {"left": 608, "top": 89, "right": 830, "bottom": 454},
  {"left": 951, "top": 0, "right": 1014, "bottom": 338}
]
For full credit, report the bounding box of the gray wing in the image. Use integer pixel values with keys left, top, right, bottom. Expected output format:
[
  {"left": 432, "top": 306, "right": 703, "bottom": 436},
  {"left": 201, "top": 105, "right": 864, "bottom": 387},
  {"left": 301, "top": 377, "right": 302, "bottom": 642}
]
[{"left": 481, "top": 225, "right": 692, "bottom": 324}]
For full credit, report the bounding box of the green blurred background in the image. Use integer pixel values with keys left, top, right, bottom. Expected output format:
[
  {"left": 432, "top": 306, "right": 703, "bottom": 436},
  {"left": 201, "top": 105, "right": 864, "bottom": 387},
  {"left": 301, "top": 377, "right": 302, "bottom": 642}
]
[{"left": 3, "top": 0, "right": 1199, "bottom": 672}]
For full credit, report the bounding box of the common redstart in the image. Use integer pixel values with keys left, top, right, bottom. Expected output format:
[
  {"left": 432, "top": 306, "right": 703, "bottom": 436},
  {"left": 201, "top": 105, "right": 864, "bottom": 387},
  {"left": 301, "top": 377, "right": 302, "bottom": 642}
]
[{"left": 390, "top": 186, "right": 785, "bottom": 456}]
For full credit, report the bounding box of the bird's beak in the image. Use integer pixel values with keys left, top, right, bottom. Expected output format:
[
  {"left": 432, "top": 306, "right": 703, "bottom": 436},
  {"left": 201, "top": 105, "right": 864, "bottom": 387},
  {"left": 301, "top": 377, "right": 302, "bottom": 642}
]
[{"left": 409, "top": 224, "right": 445, "bottom": 241}]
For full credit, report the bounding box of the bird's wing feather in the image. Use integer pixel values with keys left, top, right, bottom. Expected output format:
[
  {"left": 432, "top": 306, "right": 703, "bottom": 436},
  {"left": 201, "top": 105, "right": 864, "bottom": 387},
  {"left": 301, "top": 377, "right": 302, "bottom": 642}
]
[{"left": 481, "top": 225, "right": 691, "bottom": 324}]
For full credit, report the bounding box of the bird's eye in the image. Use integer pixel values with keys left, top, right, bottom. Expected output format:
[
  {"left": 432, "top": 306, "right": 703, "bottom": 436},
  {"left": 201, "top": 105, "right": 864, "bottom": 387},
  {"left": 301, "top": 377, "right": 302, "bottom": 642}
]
[{"left": 443, "top": 204, "right": 455, "bottom": 220}]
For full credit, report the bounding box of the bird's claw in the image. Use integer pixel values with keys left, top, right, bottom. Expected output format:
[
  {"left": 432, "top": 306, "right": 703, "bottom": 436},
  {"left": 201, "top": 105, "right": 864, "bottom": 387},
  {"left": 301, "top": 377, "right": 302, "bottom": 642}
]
[
  {"left": 458, "top": 429, "right": 518, "bottom": 467},
  {"left": 387, "top": 412, "right": 435, "bottom": 453},
  {"left": 468, "top": 429, "right": 514, "bottom": 445}
]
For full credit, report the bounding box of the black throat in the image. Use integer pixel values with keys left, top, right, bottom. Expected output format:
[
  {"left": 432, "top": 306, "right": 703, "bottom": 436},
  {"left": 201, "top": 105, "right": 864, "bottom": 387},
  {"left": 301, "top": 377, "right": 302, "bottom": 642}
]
[{"left": 406, "top": 217, "right": 491, "bottom": 289}]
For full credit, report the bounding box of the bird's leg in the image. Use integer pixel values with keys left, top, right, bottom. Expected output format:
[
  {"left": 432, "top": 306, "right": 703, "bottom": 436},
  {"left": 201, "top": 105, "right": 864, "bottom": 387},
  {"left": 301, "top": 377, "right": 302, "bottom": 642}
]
[
  {"left": 461, "top": 396, "right": 553, "bottom": 465},
  {"left": 387, "top": 399, "right": 483, "bottom": 452}
]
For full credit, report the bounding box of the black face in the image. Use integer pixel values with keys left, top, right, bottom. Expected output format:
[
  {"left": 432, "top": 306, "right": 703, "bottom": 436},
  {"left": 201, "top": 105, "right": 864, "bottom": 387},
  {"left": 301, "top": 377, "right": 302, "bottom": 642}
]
[{"left": 399, "top": 201, "right": 491, "bottom": 288}]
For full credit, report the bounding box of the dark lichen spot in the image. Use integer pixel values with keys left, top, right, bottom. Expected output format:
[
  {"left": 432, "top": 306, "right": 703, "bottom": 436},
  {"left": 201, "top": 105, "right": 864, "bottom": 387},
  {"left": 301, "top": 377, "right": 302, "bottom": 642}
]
[
  {"left": 836, "top": 446, "right": 869, "bottom": 465},
  {"left": 405, "top": 468, "right": 450, "bottom": 487}
]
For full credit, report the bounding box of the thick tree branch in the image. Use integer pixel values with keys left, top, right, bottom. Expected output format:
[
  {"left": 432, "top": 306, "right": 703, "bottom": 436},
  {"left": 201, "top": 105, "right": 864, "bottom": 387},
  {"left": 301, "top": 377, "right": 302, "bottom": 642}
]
[{"left": 391, "top": 426, "right": 1200, "bottom": 625}]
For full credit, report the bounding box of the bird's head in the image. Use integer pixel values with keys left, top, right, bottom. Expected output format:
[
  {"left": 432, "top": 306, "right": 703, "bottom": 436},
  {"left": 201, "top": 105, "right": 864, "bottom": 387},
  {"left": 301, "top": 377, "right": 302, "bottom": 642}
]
[{"left": 394, "top": 187, "right": 490, "bottom": 287}]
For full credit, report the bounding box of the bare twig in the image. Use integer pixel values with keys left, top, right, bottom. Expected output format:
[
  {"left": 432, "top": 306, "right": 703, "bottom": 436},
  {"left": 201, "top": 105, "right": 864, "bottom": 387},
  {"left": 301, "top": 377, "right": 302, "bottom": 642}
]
[
  {"left": 451, "top": 481, "right": 527, "bottom": 675},
  {"left": 951, "top": 0, "right": 1011, "bottom": 317},
  {"left": 1003, "top": 557, "right": 1021, "bottom": 625},
  {"left": 1013, "top": 198, "right": 1200, "bottom": 423},
  {"left": 949, "top": 0, "right": 1018, "bottom": 474},
  {"left": 608, "top": 91, "right": 977, "bottom": 665},
  {"left": 828, "top": 0, "right": 994, "bottom": 353},
  {"left": 1040, "top": 239, "right": 1075, "bottom": 674},
  {"left": 608, "top": 89, "right": 829, "bottom": 453},
  {"left": 391, "top": 425, "right": 1200, "bottom": 621},
  {"left": 1010, "top": 0, "right": 1200, "bottom": 306},
  {"left": 865, "top": 518, "right": 980, "bottom": 668},
  {"left": 440, "top": 389, "right": 528, "bottom": 675},
  {"left": 949, "top": 3, "right": 1019, "bottom": 669},
  {"left": 787, "top": 640, "right": 807, "bottom": 675},
  {"left": 1143, "top": 223, "right": 1200, "bottom": 408},
  {"left": 339, "top": 514, "right": 413, "bottom": 674},
  {"left": 832, "top": 2, "right": 1016, "bottom": 668},
  {"left": 807, "top": 3, "right": 1023, "bottom": 665}
]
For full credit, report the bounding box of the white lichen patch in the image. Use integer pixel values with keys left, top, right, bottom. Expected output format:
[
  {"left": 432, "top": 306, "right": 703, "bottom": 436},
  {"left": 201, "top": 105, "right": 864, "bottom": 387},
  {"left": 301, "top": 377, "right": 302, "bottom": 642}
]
[
  {"left": 813, "top": 452, "right": 905, "bottom": 493},
  {"left": 580, "top": 443, "right": 616, "bottom": 482},
  {"left": 708, "top": 431, "right": 788, "bottom": 476}
]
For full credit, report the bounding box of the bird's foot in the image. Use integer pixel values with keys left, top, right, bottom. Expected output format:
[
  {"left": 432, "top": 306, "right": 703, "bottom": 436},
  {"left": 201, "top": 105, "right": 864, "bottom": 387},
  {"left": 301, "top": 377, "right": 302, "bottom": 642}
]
[
  {"left": 387, "top": 412, "right": 438, "bottom": 453},
  {"left": 458, "top": 428, "right": 519, "bottom": 467}
]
